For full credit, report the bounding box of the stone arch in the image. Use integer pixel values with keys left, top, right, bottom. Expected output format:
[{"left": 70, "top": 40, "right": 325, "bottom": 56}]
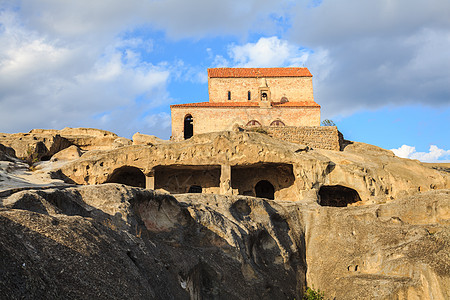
[
  {"left": 255, "top": 180, "right": 275, "bottom": 200},
  {"left": 246, "top": 120, "right": 261, "bottom": 127},
  {"left": 105, "top": 166, "right": 146, "bottom": 188},
  {"left": 184, "top": 114, "right": 194, "bottom": 139},
  {"left": 270, "top": 120, "right": 285, "bottom": 127},
  {"left": 318, "top": 185, "right": 361, "bottom": 207}
]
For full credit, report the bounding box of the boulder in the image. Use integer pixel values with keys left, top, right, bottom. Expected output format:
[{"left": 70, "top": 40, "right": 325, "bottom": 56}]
[
  {"left": 0, "top": 132, "right": 71, "bottom": 161},
  {"left": 50, "top": 145, "right": 82, "bottom": 162}
]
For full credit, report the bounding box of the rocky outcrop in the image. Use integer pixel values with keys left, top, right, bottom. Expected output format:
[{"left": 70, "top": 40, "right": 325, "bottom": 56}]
[
  {"left": 0, "top": 128, "right": 134, "bottom": 162},
  {"left": 0, "top": 144, "right": 16, "bottom": 162},
  {"left": 55, "top": 131, "right": 449, "bottom": 204},
  {"left": 50, "top": 145, "right": 82, "bottom": 162},
  {"left": 132, "top": 132, "right": 169, "bottom": 145},
  {"left": 30, "top": 127, "right": 131, "bottom": 151},
  {"left": 0, "top": 132, "right": 71, "bottom": 161},
  {"left": 1, "top": 184, "right": 448, "bottom": 299}
]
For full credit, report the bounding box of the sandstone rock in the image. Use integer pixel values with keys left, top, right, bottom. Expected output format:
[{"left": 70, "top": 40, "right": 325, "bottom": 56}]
[
  {"left": 55, "top": 131, "right": 448, "bottom": 205},
  {"left": 112, "top": 137, "right": 132, "bottom": 148},
  {"left": 0, "top": 132, "right": 71, "bottom": 161},
  {"left": 132, "top": 132, "right": 168, "bottom": 146},
  {"left": 50, "top": 145, "right": 82, "bottom": 162},
  {"left": 0, "top": 143, "right": 16, "bottom": 161},
  {"left": 0, "top": 184, "right": 448, "bottom": 299}
]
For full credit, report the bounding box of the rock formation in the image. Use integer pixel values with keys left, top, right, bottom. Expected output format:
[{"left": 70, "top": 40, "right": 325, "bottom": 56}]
[{"left": 0, "top": 128, "right": 449, "bottom": 299}]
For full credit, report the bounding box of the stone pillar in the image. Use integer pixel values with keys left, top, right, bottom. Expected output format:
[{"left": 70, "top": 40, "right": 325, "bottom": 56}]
[
  {"left": 145, "top": 171, "right": 155, "bottom": 190},
  {"left": 220, "top": 164, "right": 232, "bottom": 195}
]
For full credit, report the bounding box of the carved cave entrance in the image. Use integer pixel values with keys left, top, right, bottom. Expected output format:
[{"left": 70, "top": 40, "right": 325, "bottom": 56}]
[
  {"left": 106, "top": 166, "right": 146, "bottom": 188},
  {"left": 184, "top": 115, "right": 193, "bottom": 139},
  {"left": 318, "top": 185, "right": 361, "bottom": 207},
  {"left": 231, "top": 163, "right": 294, "bottom": 200},
  {"left": 154, "top": 165, "right": 220, "bottom": 194}
]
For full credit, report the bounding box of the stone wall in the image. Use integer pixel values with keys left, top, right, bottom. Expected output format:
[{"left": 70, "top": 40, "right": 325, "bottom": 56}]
[
  {"left": 171, "top": 106, "right": 320, "bottom": 141},
  {"left": 208, "top": 77, "right": 314, "bottom": 102},
  {"left": 261, "top": 126, "right": 343, "bottom": 151}
]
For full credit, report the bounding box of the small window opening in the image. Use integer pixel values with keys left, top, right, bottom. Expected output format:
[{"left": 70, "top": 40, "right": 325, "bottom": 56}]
[
  {"left": 261, "top": 92, "right": 267, "bottom": 101},
  {"left": 188, "top": 185, "right": 202, "bottom": 193},
  {"left": 227, "top": 91, "right": 231, "bottom": 100},
  {"left": 280, "top": 97, "right": 289, "bottom": 103},
  {"left": 248, "top": 91, "right": 251, "bottom": 100}
]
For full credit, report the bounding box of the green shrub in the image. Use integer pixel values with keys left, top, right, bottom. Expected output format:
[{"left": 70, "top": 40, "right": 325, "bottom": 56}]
[
  {"left": 321, "top": 119, "right": 335, "bottom": 126},
  {"left": 303, "top": 287, "right": 325, "bottom": 300}
]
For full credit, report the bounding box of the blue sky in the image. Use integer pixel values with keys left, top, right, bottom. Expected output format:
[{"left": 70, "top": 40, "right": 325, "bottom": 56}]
[{"left": 0, "top": 0, "right": 449, "bottom": 162}]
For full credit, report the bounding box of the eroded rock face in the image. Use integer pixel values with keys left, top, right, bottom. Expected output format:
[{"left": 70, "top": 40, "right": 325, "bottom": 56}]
[
  {"left": 0, "top": 132, "right": 71, "bottom": 160},
  {"left": 0, "top": 185, "right": 305, "bottom": 299},
  {"left": 0, "top": 184, "right": 448, "bottom": 299},
  {"left": 55, "top": 131, "right": 449, "bottom": 205}
]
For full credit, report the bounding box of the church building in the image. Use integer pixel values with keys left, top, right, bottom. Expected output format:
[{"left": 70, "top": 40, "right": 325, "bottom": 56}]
[{"left": 170, "top": 67, "right": 321, "bottom": 140}]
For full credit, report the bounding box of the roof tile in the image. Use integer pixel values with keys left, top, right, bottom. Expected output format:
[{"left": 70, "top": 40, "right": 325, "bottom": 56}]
[
  {"left": 170, "top": 101, "right": 320, "bottom": 108},
  {"left": 208, "top": 67, "right": 312, "bottom": 78}
]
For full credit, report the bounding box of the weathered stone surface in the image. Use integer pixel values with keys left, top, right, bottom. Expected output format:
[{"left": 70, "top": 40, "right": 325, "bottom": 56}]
[
  {"left": 0, "top": 184, "right": 448, "bottom": 299},
  {"left": 0, "top": 143, "right": 16, "bottom": 162},
  {"left": 50, "top": 145, "right": 82, "bottom": 162},
  {"left": 132, "top": 132, "right": 168, "bottom": 146},
  {"left": 30, "top": 127, "right": 131, "bottom": 151},
  {"left": 55, "top": 131, "right": 449, "bottom": 204},
  {"left": 0, "top": 132, "right": 71, "bottom": 160},
  {"left": 0, "top": 185, "right": 305, "bottom": 299}
]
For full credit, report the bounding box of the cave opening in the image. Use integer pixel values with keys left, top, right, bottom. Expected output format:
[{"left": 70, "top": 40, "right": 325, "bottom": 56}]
[
  {"left": 188, "top": 185, "right": 202, "bottom": 193},
  {"left": 318, "top": 185, "right": 361, "bottom": 207},
  {"left": 255, "top": 180, "right": 275, "bottom": 200},
  {"left": 105, "top": 166, "right": 146, "bottom": 188}
]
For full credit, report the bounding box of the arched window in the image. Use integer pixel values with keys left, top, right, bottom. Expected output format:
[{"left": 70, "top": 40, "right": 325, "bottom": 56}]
[
  {"left": 280, "top": 97, "right": 289, "bottom": 103},
  {"left": 261, "top": 92, "right": 268, "bottom": 101},
  {"left": 184, "top": 115, "right": 193, "bottom": 139},
  {"left": 227, "top": 91, "right": 231, "bottom": 100},
  {"left": 270, "top": 120, "right": 285, "bottom": 127},
  {"left": 248, "top": 91, "right": 251, "bottom": 100},
  {"left": 246, "top": 120, "right": 261, "bottom": 127},
  {"left": 255, "top": 180, "right": 275, "bottom": 200}
]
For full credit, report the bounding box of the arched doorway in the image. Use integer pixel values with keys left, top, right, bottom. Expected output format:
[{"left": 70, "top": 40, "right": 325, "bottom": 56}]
[
  {"left": 106, "top": 166, "right": 146, "bottom": 188},
  {"left": 184, "top": 115, "right": 193, "bottom": 139},
  {"left": 255, "top": 180, "right": 275, "bottom": 200}
]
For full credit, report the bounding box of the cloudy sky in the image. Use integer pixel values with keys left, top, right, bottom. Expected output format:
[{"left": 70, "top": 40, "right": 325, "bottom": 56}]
[{"left": 0, "top": 0, "right": 449, "bottom": 162}]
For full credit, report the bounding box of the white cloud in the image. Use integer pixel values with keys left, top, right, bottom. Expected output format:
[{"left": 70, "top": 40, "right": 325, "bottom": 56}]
[
  {"left": 289, "top": 0, "right": 450, "bottom": 117},
  {"left": 0, "top": 8, "right": 171, "bottom": 138},
  {"left": 391, "top": 145, "right": 450, "bottom": 162},
  {"left": 228, "top": 37, "right": 309, "bottom": 67},
  {"left": 212, "top": 36, "right": 309, "bottom": 68}
]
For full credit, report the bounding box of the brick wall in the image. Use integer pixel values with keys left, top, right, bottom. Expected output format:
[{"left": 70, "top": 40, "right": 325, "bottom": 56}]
[
  {"left": 171, "top": 106, "right": 321, "bottom": 140},
  {"left": 261, "top": 126, "right": 343, "bottom": 151},
  {"left": 208, "top": 77, "right": 314, "bottom": 102}
]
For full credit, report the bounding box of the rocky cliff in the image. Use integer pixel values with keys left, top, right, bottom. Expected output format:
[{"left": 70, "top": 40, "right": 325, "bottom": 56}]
[{"left": 0, "top": 129, "right": 449, "bottom": 299}]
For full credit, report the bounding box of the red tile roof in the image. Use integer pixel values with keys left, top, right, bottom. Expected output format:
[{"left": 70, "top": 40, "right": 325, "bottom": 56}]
[
  {"left": 171, "top": 101, "right": 320, "bottom": 108},
  {"left": 208, "top": 67, "right": 312, "bottom": 78}
]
